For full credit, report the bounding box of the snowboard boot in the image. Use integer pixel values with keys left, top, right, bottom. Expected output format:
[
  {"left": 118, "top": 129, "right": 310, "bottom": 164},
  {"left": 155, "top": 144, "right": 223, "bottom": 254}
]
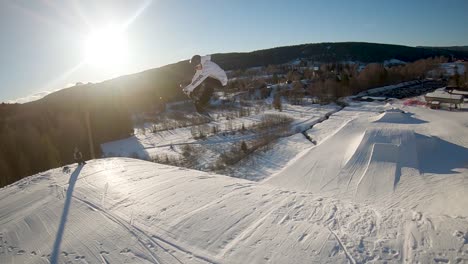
[
  {"left": 192, "top": 84, "right": 214, "bottom": 113},
  {"left": 197, "top": 85, "right": 214, "bottom": 108},
  {"left": 194, "top": 100, "right": 206, "bottom": 113}
]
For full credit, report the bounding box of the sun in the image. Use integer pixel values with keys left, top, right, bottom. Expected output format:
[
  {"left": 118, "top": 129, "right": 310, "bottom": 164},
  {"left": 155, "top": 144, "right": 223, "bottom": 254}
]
[{"left": 84, "top": 25, "right": 128, "bottom": 69}]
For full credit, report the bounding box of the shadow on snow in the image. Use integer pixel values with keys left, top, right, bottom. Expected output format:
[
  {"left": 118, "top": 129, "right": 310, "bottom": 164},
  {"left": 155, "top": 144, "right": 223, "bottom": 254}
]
[
  {"left": 50, "top": 164, "right": 83, "bottom": 264},
  {"left": 416, "top": 134, "right": 468, "bottom": 174}
]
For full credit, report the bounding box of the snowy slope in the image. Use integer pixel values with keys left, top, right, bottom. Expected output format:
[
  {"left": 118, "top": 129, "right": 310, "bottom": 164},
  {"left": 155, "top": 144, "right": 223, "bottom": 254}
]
[
  {"left": 2, "top": 158, "right": 467, "bottom": 264},
  {"left": 1, "top": 102, "right": 467, "bottom": 264},
  {"left": 221, "top": 133, "right": 312, "bottom": 181}
]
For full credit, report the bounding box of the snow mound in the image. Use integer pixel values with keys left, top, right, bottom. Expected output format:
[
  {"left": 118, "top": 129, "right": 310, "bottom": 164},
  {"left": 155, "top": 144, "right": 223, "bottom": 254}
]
[
  {"left": 265, "top": 119, "right": 420, "bottom": 195},
  {"left": 342, "top": 131, "right": 365, "bottom": 167},
  {"left": 336, "top": 127, "right": 419, "bottom": 198},
  {"left": 374, "top": 109, "right": 426, "bottom": 124},
  {"left": 355, "top": 143, "right": 399, "bottom": 199}
]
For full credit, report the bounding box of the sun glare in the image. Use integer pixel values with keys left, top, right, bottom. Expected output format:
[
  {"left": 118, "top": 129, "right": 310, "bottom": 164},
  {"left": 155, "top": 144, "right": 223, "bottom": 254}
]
[{"left": 84, "top": 25, "right": 128, "bottom": 69}]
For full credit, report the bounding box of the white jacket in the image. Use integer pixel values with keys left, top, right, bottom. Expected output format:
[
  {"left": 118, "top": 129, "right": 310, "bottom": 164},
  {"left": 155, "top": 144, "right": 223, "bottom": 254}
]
[{"left": 183, "top": 55, "right": 228, "bottom": 94}]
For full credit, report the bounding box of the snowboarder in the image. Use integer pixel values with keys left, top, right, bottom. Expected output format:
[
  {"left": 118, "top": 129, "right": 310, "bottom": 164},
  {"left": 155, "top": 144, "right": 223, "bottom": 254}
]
[
  {"left": 74, "top": 147, "right": 86, "bottom": 165},
  {"left": 182, "top": 55, "right": 228, "bottom": 113}
]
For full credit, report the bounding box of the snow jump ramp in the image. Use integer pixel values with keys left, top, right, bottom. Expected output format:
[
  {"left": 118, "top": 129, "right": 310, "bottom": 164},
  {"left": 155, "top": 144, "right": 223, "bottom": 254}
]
[
  {"left": 374, "top": 108, "right": 427, "bottom": 124},
  {"left": 266, "top": 123, "right": 420, "bottom": 199},
  {"left": 354, "top": 143, "right": 399, "bottom": 200},
  {"left": 346, "top": 127, "right": 420, "bottom": 198}
]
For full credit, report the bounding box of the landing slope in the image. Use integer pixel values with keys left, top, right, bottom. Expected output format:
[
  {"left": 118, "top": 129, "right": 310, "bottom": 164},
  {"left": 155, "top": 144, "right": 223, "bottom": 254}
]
[{"left": 1, "top": 158, "right": 467, "bottom": 263}]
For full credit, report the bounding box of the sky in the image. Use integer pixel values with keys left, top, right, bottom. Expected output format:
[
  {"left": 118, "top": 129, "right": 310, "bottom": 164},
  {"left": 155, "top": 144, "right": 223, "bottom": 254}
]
[{"left": 1, "top": 0, "right": 467, "bottom": 103}]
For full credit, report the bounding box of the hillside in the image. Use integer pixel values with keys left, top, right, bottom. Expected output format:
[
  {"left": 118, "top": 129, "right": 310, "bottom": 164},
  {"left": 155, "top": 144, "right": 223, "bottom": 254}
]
[
  {"left": 213, "top": 42, "right": 468, "bottom": 70},
  {"left": 419, "top": 45, "right": 468, "bottom": 53},
  {"left": 1, "top": 100, "right": 467, "bottom": 263}
]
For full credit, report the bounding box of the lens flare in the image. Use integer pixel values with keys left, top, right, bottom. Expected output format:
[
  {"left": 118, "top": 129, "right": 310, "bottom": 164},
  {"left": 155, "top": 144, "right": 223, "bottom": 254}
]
[{"left": 84, "top": 24, "right": 128, "bottom": 69}]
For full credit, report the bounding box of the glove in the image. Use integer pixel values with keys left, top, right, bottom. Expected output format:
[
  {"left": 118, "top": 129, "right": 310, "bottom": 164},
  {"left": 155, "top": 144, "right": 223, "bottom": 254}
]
[
  {"left": 182, "top": 87, "right": 190, "bottom": 97},
  {"left": 180, "top": 84, "right": 187, "bottom": 94}
]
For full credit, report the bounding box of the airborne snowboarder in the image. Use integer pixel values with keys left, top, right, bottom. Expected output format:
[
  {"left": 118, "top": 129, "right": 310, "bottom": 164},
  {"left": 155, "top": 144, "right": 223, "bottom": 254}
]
[{"left": 182, "top": 55, "right": 228, "bottom": 113}]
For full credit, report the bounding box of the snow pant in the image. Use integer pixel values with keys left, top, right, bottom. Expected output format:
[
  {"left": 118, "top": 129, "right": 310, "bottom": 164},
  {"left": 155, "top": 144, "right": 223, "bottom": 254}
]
[{"left": 191, "top": 77, "right": 222, "bottom": 110}]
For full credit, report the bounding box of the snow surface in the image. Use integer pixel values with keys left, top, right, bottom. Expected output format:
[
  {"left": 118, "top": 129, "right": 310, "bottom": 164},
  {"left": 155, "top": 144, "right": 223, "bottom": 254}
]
[
  {"left": 383, "top": 59, "right": 406, "bottom": 67},
  {"left": 1, "top": 101, "right": 468, "bottom": 263},
  {"left": 102, "top": 103, "right": 340, "bottom": 166},
  {"left": 425, "top": 91, "right": 463, "bottom": 100}
]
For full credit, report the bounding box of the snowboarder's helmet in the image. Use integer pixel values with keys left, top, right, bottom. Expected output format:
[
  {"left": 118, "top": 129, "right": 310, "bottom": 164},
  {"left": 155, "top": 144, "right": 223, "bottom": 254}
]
[{"left": 190, "top": 55, "right": 201, "bottom": 66}]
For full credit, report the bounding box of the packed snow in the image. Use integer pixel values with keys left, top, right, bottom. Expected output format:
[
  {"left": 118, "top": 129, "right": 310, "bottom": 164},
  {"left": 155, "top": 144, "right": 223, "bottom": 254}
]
[{"left": 1, "top": 99, "right": 467, "bottom": 263}]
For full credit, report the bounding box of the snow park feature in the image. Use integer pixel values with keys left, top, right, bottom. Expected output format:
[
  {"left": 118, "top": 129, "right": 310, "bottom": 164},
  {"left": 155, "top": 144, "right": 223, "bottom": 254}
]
[{"left": 1, "top": 98, "right": 467, "bottom": 264}]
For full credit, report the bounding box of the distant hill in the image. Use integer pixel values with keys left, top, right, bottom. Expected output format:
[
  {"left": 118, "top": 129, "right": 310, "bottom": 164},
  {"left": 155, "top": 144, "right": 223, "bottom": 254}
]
[
  {"left": 35, "top": 60, "right": 193, "bottom": 111},
  {"left": 28, "top": 42, "right": 468, "bottom": 109},
  {"left": 8, "top": 42, "right": 468, "bottom": 109},
  {"left": 418, "top": 45, "right": 468, "bottom": 53},
  {"left": 212, "top": 42, "right": 468, "bottom": 70}
]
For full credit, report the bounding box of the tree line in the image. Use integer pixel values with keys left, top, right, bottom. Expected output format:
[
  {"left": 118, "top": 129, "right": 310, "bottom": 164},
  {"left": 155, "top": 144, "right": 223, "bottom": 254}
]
[
  {"left": 306, "top": 56, "right": 451, "bottom": 100},
  {"left": 0, "top": 97, "right": 133, "bottom": 187},
  {"left": 212, "top": 42, "right": 468, "bottom": 71}
]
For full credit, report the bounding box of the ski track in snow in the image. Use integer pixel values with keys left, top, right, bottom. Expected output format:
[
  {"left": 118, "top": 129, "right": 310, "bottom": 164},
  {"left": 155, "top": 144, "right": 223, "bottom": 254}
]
[{"left": 1, "top": 100, "right": 468, "bottom": 263}]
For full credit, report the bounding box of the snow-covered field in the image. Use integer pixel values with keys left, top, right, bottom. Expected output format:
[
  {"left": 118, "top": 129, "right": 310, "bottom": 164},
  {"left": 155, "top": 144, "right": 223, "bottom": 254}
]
[
  {"left": 101, "top": 102, "right": 341, "bottom": 179},
  {"left": 1, "top": 100, "right": 467, "bottom": 263}
]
